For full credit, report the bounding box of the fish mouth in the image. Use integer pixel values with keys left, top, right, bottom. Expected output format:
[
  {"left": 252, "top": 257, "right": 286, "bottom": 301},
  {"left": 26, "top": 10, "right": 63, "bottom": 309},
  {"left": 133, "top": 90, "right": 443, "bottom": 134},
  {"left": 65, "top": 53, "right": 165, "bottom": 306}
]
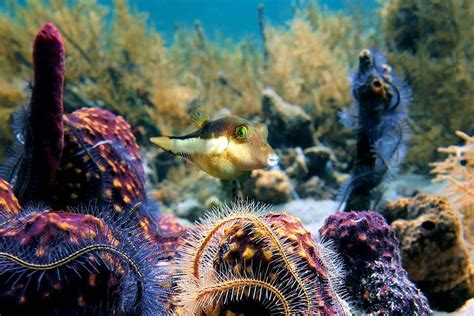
[{"left": 266, "top": 154, "right": 279, "bottom": 167}]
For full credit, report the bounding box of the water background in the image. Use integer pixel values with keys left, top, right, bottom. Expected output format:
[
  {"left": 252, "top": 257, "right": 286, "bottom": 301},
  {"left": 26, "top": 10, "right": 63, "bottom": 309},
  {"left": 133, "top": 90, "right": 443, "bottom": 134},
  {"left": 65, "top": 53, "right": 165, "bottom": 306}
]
[{"left": 1, "top": 0, "right": 380, "bottom": 44}]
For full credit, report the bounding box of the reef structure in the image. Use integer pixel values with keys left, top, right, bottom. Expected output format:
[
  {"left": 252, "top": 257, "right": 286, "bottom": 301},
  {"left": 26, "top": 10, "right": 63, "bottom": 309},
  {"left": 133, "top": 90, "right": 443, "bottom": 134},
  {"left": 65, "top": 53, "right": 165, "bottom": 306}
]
[
  {"left": 174, "top": 201, "right": 352, "bottom": 315},
  {"left": 0, "top": 23, "right": 183, "bottom": 248},
  {"left": 320, "top": 210, "right": 431, "bottom": 315},
  {"left": 0, "top": 179, "right": 169, "bottom": 315},
  {"left": 0, "top": 23, "right": 183, "bottom": 315},
  {"left": 385, "top": 193, "right": 473, "bottom": 312}
]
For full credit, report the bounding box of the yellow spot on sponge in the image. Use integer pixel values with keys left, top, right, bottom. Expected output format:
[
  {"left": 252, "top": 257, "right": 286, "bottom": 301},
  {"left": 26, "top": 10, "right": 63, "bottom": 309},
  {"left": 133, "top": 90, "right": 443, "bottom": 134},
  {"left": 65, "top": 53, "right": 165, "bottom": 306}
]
[{"left": 242, "top": 246, "right": 256, "bottom": 260}]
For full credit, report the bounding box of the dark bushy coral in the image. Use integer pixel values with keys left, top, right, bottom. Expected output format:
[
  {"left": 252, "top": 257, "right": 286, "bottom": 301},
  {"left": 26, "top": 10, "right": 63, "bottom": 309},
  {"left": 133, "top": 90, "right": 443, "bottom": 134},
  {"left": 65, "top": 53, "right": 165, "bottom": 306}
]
[
  {"left": 383, "top": 0, "right": 474, "bottom": 171},
  {"left": 320, "top": 211, "right": 430, "bottom": 315},
  {"left": 339, "top": 49, "right": 410, "bottom": 211},
  {"left": 385, "top": 194, "right": 473, "bottom": 311}
]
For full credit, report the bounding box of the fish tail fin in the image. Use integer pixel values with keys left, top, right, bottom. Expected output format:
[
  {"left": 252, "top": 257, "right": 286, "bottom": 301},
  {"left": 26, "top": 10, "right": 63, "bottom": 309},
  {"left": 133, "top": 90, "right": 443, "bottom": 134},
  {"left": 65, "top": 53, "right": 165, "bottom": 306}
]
[{"left": 150, "top": 136, "right": 173, "bottom": 152}]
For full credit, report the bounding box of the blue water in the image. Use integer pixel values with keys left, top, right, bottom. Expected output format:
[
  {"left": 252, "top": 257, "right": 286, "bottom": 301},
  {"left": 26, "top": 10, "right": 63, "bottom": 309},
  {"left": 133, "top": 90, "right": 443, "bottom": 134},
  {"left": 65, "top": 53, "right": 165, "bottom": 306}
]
[
  {"left": 105, "top": 0, "right": 378, "bottom": 43},
  {"left": 1, "top": 0, "right": 379, "bottom": 44}
]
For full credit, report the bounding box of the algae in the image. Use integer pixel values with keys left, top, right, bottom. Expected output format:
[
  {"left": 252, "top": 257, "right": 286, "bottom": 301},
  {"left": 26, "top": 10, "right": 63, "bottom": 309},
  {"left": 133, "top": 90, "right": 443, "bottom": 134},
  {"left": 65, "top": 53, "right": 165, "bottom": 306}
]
[{"left": 383, "top": 0, "right": 474, "bottom": 171}]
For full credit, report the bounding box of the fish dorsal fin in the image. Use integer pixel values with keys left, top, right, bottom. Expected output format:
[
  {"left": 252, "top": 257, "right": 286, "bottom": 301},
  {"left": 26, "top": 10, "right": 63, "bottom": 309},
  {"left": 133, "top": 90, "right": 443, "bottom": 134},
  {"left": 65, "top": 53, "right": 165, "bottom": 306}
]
[{"left": 188, "top": 100, "right": 209, "bottom": 127}]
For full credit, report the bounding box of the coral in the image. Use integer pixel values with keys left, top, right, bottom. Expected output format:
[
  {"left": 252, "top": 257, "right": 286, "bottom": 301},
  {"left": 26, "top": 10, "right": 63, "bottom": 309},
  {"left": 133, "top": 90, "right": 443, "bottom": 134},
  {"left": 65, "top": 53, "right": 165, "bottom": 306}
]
[
  {"left": 0, "top": 23, "right": 152, "bottom": 229},
  {"left": 53, "top": 107, "right": 146, "bottom": 212},
  {"left": 0, "top": 178, "right": 170, "bottom": 315},
  {"left": 261, "top": 87, "right": 315, "bottom": 148},
  {"left": 320, "top": 211, "right": 431, "bottom": 315},
  {"left": 0, "top": 20, "right": 184, "bottom": 316},
  {"left": 382, "top": 0, "right": 474, "bottom": 171},
  {"left": 175, "top": 202, "right": 352, "bottom": 315},
  {"left": 241, "top": 169, "right": 293, "bottom": 205},
  {"left": 385, "top": 193, "right": 473, "bottom": 311},
  {"left": 0, "top": 179, "right": 21, "bottom": 218},
  {"left": 339, "top": 49, "right": 410, "bottom": 211},
  {"left": 431, "top": 131, "right": 474, "bottom": 208},
  {"left": 0, "top": 210, "right": 169, "bottom": 315}
]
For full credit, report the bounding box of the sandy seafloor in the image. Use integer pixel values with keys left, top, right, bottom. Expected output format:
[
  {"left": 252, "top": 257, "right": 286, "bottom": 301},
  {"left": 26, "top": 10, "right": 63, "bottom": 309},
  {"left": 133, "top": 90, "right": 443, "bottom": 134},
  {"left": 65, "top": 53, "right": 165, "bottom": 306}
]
[{"left": 273, "top": 173, "right": 444, "bottom": 237}]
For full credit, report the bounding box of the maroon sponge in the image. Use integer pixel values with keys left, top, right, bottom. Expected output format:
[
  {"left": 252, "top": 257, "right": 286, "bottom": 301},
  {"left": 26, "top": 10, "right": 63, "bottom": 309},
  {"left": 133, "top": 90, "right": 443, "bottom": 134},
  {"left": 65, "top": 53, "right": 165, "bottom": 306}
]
[
  {"left": 320, "top": 211, "right": 431, "bottom": 315},
  {"left": 23, "top": 23, "right": 65, "bottom": 201}
]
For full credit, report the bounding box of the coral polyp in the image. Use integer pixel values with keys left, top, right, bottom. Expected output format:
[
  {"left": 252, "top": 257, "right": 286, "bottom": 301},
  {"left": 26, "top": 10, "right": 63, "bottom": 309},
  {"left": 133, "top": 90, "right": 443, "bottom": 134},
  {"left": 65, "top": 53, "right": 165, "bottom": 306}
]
[{"left": 175, "top": 201, "right": 352, "bottom": 315}]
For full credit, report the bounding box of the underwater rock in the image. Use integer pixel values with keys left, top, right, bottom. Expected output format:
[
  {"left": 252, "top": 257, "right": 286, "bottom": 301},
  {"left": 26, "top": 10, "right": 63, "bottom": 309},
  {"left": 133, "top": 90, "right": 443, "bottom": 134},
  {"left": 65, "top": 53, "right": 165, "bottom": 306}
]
[
  {"left": 304, "top": 145, "right": 337, "bottom": 178},
  {"left": 339, "top": 49, "right": 410, "bottom": 212},
  {"left": 385, "top": 193, "right": 473, "bottom": 312},
  {"left": 175, "top": 202, "right": 352, "bottom": 315},
  {"left": 262, "top": 87, "right": 315, "bottom": 149},
  {"left": 241, "top": 169, "right": 292, "bottom": 204},
  {"left": 297, "top": 176, "right": 336, "bottom": 200},
  {"left": 282, "top": 147, "right": 308, "bottom": 180},
  {"left": 320, "top": 211, "right": 431, "bottom": 315},
  {"left": 176, "top": 198, "right": 202, "bottom": 218}
]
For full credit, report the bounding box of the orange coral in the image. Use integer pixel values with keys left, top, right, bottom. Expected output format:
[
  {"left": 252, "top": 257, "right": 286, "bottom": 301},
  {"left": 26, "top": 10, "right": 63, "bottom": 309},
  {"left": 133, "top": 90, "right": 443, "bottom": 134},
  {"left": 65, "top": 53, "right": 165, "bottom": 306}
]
[{"left": 431, "top": 131, "right": 474, "bottom": 208}]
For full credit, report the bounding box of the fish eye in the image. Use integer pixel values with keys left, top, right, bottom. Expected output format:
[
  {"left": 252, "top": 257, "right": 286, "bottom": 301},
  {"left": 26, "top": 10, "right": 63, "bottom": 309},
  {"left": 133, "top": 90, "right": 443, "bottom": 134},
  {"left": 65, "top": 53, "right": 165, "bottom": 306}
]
[{"left": 235, "top": 125, "right": 249, "bottom": 140}]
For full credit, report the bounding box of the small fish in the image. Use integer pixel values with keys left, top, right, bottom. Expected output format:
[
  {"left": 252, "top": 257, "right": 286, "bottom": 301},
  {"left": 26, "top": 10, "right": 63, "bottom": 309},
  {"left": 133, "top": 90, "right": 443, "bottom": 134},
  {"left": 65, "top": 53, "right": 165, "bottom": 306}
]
[{"left": 150, "top": 114, "right": 278, "bottom": 179}]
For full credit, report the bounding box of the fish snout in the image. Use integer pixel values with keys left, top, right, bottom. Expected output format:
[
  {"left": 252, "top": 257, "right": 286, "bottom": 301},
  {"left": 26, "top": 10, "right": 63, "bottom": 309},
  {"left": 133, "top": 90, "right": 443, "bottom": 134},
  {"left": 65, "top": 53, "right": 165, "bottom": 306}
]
[{"left": 267, "top": 154, "right": 279, "bottom": 167}]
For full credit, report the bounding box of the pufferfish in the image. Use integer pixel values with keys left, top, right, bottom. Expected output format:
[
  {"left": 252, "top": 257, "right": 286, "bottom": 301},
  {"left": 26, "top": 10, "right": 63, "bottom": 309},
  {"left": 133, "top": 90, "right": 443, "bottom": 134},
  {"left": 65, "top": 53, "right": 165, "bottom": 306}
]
[{"left": 150, "top": 114, "right": 278, "bottom": 179}]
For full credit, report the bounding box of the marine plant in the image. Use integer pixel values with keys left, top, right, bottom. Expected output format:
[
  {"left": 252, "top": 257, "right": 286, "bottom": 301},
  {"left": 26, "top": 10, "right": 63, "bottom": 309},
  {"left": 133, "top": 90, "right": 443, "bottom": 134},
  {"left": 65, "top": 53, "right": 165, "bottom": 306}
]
[
  {"left": 0, "top": 80, "right": 24, "bottom": 161},
  {"left": 383, "top": 0, "right": 474, "bottom": 171},
  {"left": 338, "top": 49, "right": 410, "bottom": 211},
  {"left": 0, "top": 0, "right": 172, "bottom": 140},
  {"left": 174, "top": 201, "right": 352, "bottom": 315}
]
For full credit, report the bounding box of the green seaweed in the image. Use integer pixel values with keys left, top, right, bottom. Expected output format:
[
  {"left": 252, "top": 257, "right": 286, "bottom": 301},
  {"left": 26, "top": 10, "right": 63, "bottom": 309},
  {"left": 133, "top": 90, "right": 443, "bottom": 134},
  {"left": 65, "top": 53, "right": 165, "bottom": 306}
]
[{"left": 383, "top": 0, "right": 474, "bottom": 171}]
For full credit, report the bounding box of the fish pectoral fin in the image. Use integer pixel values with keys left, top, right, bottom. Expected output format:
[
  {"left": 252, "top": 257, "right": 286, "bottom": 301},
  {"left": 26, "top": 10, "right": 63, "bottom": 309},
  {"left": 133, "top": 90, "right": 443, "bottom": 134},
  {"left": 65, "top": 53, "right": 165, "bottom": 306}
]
[
  {"left": 189, "top": 104, "right": 209, "bottom": 127},
  {"left": 150, "top": 137, "right": 173, "bottom": 152}
]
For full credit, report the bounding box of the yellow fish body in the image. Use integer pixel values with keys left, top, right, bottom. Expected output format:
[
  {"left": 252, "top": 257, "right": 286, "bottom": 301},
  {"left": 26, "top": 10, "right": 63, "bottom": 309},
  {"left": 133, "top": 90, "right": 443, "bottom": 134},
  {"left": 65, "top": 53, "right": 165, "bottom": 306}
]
[{"left": 150, "top": 116, "right": 278, "bottom": 179}]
